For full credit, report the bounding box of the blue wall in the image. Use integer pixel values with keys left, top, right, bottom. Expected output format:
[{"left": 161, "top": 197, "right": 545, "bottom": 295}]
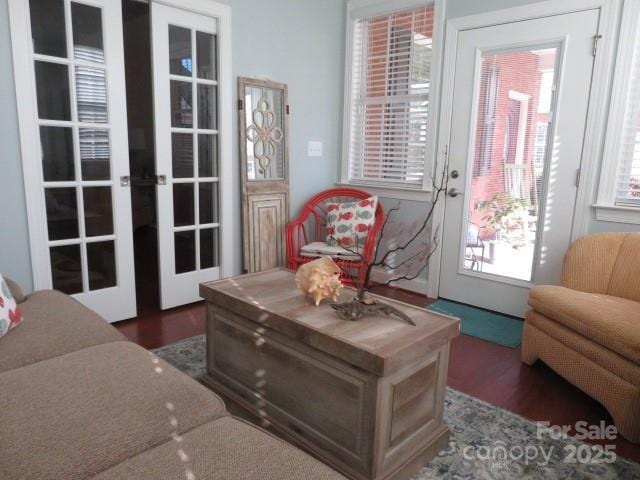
[
  {"left": 0, "top": 0, "right": 32, "bottom": 290},
  {"left": 0, "top": 0, "right": 346, "bottom": 291}
]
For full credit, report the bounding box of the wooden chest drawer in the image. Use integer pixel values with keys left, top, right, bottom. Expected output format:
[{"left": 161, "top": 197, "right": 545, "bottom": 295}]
[{"left": 206, "top": 305, "right": 377, "bottom": 473}]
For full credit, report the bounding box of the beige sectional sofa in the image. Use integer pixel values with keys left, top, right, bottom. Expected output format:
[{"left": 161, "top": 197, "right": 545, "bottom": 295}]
[{"left": 0, "top": 282, "right": 343, "bottom": 480}]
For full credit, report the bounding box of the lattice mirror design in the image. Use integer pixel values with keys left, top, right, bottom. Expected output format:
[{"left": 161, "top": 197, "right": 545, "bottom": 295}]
[{"left": 240, "top": 79, "right": 287, "bottom": 181}]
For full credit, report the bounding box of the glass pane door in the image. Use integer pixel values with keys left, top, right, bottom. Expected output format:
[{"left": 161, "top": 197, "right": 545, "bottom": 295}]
[
  {"left": 152, "top": 3, "right": 221, "bottom": 309},
  {"left": 11, "top": 0, "right": 136, "bottom": 321},
  {"left": 464, "top": 47, "right": 557, "bottom": 282}
]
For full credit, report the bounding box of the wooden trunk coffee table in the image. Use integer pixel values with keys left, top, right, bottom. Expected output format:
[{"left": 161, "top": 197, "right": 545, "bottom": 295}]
[{"left": 200, "top": 269, "right": 459, "bottom": 480}]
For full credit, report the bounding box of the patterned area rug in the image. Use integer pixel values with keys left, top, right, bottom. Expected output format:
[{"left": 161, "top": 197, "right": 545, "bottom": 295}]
[{"left": 153, "top": 335, "right": 640, "bottom": 480}]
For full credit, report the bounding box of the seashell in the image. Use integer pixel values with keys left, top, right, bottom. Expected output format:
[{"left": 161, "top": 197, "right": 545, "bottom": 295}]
[{"left": 295, "top": 257, "right": 343, "bottom": 306}]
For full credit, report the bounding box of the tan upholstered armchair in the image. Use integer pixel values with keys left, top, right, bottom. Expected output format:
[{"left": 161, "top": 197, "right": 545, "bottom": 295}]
[{"left": 522, "top": 232, "right": 640, "bottom": 443}]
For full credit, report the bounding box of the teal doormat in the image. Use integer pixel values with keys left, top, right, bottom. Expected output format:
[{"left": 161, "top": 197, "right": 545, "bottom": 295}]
[{"left": 428, "top": 299, "right": 524, "bottom": 348}]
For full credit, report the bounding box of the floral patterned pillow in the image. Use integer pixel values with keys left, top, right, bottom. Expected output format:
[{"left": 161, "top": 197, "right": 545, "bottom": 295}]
[
  {"left": 0, "top": 274, "right": 23, "bottom": 339},
  {"left": 326, "top": 196, "right": 378, "bottom": 249}
]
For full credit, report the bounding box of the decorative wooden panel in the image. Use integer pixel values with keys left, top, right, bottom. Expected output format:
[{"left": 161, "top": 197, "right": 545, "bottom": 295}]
[
  {"left": 247, "top": 194, "right": 287, "bottom": 271},
  {"left": 239, "top": 77, "right": 289, "bottom": 273}
]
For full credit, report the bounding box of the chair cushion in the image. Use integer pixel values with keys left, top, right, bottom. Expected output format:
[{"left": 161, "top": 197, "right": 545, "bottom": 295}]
[
  {"left": 326, "top": 196, "right": 377, "bottom": 248},
  {"left": 529, "top": 285, "right": 640, "bottom": 364},
  {"left": 300, "top": 241, "right": 362, "bottom": 261},
  {"left": 0, "top": 290, "right": 125, "bottom": 373},
  {"left": 0, "top": 341, "right": 227, "bottom": 480},
  {"left": 92, "top": 416, "right": 344, "bottom": 480}
]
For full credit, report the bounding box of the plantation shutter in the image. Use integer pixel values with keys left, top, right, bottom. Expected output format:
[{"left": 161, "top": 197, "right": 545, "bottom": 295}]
[
  {"left": 615, "top": 17, "right": 640, "bottom": 205},
  {"left": 347, "top": 6, "right": 433, "bottom": 187}
]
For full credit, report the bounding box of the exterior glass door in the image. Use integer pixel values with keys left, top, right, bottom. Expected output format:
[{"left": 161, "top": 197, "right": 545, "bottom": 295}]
[
  {"left": 10, "top": 0, "right": 136, "bottom": 322},
  {"left": 438, "top": 10, "right": 600, "bottom": 317},
  {"left": 151, "top": 3, "right": 221, "bottom": 309}
]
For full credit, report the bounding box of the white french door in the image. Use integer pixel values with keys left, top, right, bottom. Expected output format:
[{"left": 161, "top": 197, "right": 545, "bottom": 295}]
[
  {"left": 9, "top": 0, "right": 136, "bottom": 322},
  {"left": 151, "top": 3, "right": 224, "bottom": 309},
  {"left": 438, "top": 10, "right": 600, "bottom": 317}
]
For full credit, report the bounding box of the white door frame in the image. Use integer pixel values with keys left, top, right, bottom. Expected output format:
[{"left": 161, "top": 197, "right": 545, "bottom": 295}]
[
  {"left": 151, "top": 0, "right": 233, "bottom": 309},
  {"left": 9, "top": 0, "right": 137, "bottom": 321},
  {"left": 426, "top": 0, "right": 622, "bottom": 299}
]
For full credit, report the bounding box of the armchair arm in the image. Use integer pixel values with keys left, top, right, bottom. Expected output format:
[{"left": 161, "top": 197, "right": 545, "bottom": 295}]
[
  {"left": 285, "top": 217, "right": 309, "bottom": 269},
  {"left": 561, "top": 233, "right": 626, "bottom": 294}
]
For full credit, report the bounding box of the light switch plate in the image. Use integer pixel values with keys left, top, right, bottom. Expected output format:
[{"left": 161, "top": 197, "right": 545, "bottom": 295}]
[{"left": 308, "top": 141, "right": 323, "bottom": 157}]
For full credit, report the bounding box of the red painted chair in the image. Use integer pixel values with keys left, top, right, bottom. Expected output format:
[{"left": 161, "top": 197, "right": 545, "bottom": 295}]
[{"left": 285, "top": 188, "right": 385, "bottom": 287}]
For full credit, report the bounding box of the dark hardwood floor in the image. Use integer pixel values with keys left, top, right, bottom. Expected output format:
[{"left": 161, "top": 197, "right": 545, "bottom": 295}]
[{"left": 115, "top": 287, "right": 640, "bottom": 464}]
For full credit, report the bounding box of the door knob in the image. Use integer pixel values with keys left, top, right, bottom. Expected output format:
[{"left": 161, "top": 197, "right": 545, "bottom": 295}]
[{"left": 448, "top": 188, "right": 463, "bottom": 198}]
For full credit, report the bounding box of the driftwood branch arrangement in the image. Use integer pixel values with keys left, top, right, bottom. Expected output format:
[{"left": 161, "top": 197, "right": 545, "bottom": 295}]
[{"left": 331, "top": 161, "right": 450, "bottom": 324}]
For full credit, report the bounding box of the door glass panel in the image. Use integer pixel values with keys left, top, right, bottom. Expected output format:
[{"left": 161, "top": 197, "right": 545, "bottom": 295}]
[
  {"left": 169, "top": 25, "right": 192, "bottom": 76},
  {"left": 465, "top": 47, "right": 557, "bottom": 282},
  {"left": 175, "top": 231, "right": 196, "bottom": 273},
  {"left": 29, "top": 0, "right": 67, "bottom": 58},
  {"left": 200, "top": 228, "right": 219, "bottom": 268},
  {"left": 197, "top": 84, "right": 216, "bottom": 129},
  {"left": 79, "top": 128, "right": 111, "bottom": 180},
  {"left": 87, "top": 241, "right": 116, "bottom": 290},
  {"left": 196, "top": 31, "right": 216, "bottom": 80},
  {"left": 71, "top": 3, "right": 104, "bottom": 63},
  {"left": 199, "top": 182, "right": 218, "bottom": 224},
  {"left": 83, "top": 187, "right": 113, "bottom": 237},
  {"left": 35, "top": 62, "right": 71, "bottom": 121},
  {"left": 50, "top": 244, "right": 82, "bottom": 294},
  {"left": 198, "top": 134, "right": 218, "bottom": 177},
  {"left": 172, "top": 133, "right": 194, "bottom": 178},
  {"left": 40, "top": 126, "right": 74, "bottom": 181},
  {"left": 244, "top": 85, "right": 285, "bottom": 180},
  {"left": 75, "top": 66, "right": 108, "bottom": 123},
  {"left": 173, "top": 184, "right": 194, "bottom": 226},
  {"left": 171, "top": 80, "right": 193, "bottom": 127},
  {"left": 45, "top": 188, "right": 79, "bottom": 240}
]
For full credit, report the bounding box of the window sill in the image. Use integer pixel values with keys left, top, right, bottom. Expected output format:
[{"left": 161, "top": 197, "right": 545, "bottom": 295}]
[
  {"left": 335, "top": 182, "right": 432, "bottom": 202},
  {"left": 593, "top": 204, "right": 640, "bottom": 225}
]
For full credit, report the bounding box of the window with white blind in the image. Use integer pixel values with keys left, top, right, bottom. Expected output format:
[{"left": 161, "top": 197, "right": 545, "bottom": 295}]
[
  {"left": 613, "top": 15, "right": 640, "bottom": 207},
  {"left": 342, "top": 1, "right": 439, "bottom": 195},
  {"left": 596, "top": 0, "right": 640, "bottom": 222}
]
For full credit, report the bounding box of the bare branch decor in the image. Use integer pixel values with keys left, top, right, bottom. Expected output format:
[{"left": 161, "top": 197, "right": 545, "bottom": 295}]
[{"left": 331, "top": 162, "right": 449, "bottom": 325}]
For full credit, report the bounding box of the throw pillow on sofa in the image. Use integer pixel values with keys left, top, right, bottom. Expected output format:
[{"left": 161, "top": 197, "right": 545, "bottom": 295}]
[
  {"left": 326, "top": 196, "right": 377, "bottom": 249},
  {"left": 0, "top": 274, "right": 23, "bottom": 338}
]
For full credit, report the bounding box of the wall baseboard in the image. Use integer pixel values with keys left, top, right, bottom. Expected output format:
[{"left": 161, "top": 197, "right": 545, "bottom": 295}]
[{"left": 370, "top": 266, "right": 428, "bottom": 295}]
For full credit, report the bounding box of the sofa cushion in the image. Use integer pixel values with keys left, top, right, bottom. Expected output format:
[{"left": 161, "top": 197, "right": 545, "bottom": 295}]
[
  {"left": 0, "top": 290, "right": 125, "bottom": 373},
  {"left": 91, "top": 416, "right": 344, "bottom": 480},
  {"left": 0, "top": 274, "right": 23, "bottom": 339},
  {"left": 529, "top": 285, "right": 640, "bottom": 364},
  {"left": 3, "top": 276, "right": 25, "bottom": 303},
  {"left": 0, "top": 341, "right": 227, "bottom": 480},
  {"left": 526, "top": 311, "right": 640, "bottom": 386}
]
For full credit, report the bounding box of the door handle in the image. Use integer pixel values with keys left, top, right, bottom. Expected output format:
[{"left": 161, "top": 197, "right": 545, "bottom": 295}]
[
  {"left": 448, "top": 188, "right": 463, "bottom": 198},
  {"left": 156, "top": 175, "right": 167, "bottom": 185},
  {"left": 120, "top": 176, "right": 130, "bottom": 187}
]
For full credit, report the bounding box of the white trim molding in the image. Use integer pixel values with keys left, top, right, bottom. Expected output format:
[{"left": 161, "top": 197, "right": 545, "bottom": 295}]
[
  {"left": 427, "top": 0, "right": 623, "bottom": 299},
  {"left": 340, "top": 0, "right": 446, "bottom": 199},
  {"left": 594, "top": 0, "right": 640, "bottom": 225},
  {"left": 334, "top": 182, "right": 432, "bottom": 202}
]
